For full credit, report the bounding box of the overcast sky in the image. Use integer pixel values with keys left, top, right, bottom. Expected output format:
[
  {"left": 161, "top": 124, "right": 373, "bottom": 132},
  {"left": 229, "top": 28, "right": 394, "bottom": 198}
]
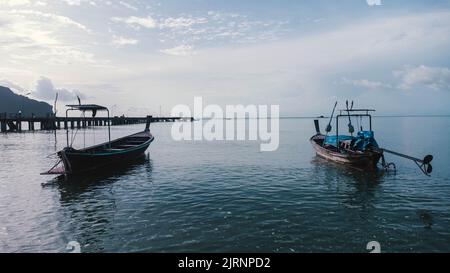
[{"left": 1, "top": 0, "right": 449, "bottom": 116}]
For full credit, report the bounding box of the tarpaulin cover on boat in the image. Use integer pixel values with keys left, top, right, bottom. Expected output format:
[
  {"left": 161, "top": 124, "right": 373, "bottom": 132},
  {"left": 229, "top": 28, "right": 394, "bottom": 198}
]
[
  {"left": 324, "top": 135, "right": 354, "bottom": 147},
  {"left": 354, "top": 131, "right": 378, "bottom": 150},
  {"left": 324, "top": 131, "right": 378, "bottom": 151}
]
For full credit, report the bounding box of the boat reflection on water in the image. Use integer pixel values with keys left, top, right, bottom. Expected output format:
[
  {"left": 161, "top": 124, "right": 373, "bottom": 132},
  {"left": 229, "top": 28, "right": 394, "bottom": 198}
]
[
  {"left": 51, "top": 154, "right": 153, "bottom": 201},
  {"left": 310, "top": 156, "right": 389, "bottom": 215},
  {"left": 311, "top": 156, "right": 389, "bottom": 182},
  {"left": 41, "top": 154, "right": 153, "bottom": 252}
]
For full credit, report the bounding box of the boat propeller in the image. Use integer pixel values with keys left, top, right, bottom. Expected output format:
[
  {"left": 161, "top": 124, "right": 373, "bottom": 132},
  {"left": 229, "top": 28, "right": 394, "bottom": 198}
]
[{"left": 420, "top": 155, "right": 434, "bottom": 175}]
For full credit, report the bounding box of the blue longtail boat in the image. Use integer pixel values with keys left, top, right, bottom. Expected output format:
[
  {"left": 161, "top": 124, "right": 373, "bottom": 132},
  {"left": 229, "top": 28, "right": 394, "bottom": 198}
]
[{"left": 311, "top": 101, "right": 433, "bottom": 175}]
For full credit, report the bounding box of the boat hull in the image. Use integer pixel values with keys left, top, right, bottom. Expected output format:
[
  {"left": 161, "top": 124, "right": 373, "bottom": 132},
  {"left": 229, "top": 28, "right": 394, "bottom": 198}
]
[
  {"left": 310, "top": 134, "right": 382, "bottom": 169},
  {"left": 60, "top": 131, "right": 154, "bottom": 175}
]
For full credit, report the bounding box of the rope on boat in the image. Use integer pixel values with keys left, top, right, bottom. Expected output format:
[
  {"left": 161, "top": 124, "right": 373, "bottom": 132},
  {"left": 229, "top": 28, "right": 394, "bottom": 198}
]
[
  {"left": 69, "top": 112, "right": 85, "bottom": 147},
  {"left": 46, "top": 152, "right": 58, "bottom": 159},
  {"left": 46, "top": 158, "right": 63, "bottom": 174}
]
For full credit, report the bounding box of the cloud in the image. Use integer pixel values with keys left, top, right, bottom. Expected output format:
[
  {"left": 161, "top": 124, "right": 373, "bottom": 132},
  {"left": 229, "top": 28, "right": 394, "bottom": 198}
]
[
  {"left": 112, "top": 15, "right": 208, "bottom": 31},
  {"left": 111, "top": 35, "right": 138, "bottom": 47},
  {"left": 34, "top": 77, "right": 86, "bottom": 102},
  {"left": 61, "top": 0, "right": 82, "bottom": 5},
  {"left": 60, "top": 0, "right": 98, "bottom": 6},
  {"left": 111, "top": 15, "right": 157, "bottom": 29},
  {"left": 157, "top": 11, "right": 290, "bottom": 47},
  {"left": 118, "top": 1, "right": 137, "bottom": 11},
  {"left": 367, "top": 0, "right": 382, "bottom": 6},
  {"left": 394, "top": 65, "right": 450, "bottom": 91},
  {"left": 0, "top": 9, "right": 101, "bottom": 66},
  {"left": 159, "top": 17, "right": 208, "bottom": 29},
  {"left": 7, "top": 9, "right": 90, "bottom": 32},
  {"left": 0, "top": 0, "right": 30, "bottom": 6},
  {"left": 159, "top": 45, "right": 194, "bottom": 56},
  {"left": 108, "top": 11, "right": 289, "bottom": 49},
  {"left": 338, "top": 65, "right": 450, "bottom": 92},
  {"left": 126, "top": 11, "right": 450, "bottom": 115},
  {"left": 339, "top": 77, "right": 392, "bottom": 89},
  {"left": 0, "top": 79, "right": 29, "bottom": 94}
]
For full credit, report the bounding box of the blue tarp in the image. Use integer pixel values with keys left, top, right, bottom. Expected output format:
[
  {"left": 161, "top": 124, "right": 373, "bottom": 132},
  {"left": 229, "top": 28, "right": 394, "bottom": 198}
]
[
  {"left": 324, "top": 131, "right": 378, "bottom": 151},
  {"left": 324, "top": 135, "right": 354, "bottom": 147},
  {"left": 357, "top": 131, "right": 374, "bottom": 139},
  {"left": 355, "top": 131, "right": 378, "bottom": 150}
]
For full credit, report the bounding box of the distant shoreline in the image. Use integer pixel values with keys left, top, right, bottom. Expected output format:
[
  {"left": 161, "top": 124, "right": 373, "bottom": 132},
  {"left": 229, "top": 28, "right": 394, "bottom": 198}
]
[
  {"left": 281, "top": 115, "right": 450, "bottom": 119},
  {"left": 197, "top": 115, "right": 450, "bottom": 120}
]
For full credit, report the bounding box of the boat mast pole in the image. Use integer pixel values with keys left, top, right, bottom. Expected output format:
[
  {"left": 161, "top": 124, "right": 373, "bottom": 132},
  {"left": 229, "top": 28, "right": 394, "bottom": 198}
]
[
  {"left": 336, "top": 114, "right": 339, "bottom": 150},
  {"left": 66, "top": 108, "right": 70, "bottom": 147},
  {"left": 107, "top": 109, "right": 111, "bottom": 148}
]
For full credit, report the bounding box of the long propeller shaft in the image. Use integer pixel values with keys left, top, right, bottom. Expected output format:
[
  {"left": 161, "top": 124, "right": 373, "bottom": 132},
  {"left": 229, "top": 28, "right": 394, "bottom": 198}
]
[
  {"left": 380, "top": 148, "right": 432, "bottom": 164},
  {"left": 376, "top": 147, "right": 433, "bottom": 175}
]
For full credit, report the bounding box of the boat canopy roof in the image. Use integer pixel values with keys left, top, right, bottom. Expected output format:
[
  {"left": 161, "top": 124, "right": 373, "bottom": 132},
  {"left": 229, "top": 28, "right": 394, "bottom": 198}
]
[{"left": 66, "top": 104, "right": 108, "bottom": 111}]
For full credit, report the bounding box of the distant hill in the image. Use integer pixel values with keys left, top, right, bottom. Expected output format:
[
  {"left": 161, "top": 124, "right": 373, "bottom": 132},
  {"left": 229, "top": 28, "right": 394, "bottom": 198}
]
[{"left": 0, "top": 86, "right": 53, "bottom": 118}]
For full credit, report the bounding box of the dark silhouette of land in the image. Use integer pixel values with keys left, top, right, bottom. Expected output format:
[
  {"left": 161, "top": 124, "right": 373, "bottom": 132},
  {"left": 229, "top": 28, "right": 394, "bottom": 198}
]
[{"left": 0, "top": 86, "right": 52, "bottom": 118}]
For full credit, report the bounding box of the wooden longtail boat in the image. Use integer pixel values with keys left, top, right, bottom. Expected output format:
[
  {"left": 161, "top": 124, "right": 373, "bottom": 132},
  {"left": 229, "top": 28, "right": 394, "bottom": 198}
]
[
  {"left": 310, "top": 134, "right": 382, "bottom": 169},
  {"left": 311, "top": 107, "right": 382, "bottom": 169},
  {"left": 42, "top": 104, "right": 154, "bottom": 175},
  {"left": 311, "top": 102, "right": 433, "bottom": 175}
]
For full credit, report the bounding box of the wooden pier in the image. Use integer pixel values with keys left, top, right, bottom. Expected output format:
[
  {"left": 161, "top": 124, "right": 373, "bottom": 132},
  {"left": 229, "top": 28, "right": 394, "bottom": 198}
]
[{"left": 0, "top": 113, "right": 193, "bottom": 132}]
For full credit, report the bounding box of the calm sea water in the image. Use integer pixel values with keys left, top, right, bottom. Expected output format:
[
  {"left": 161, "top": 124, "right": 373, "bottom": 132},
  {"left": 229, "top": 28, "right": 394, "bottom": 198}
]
[{"left": 0, "top": 117, "right": 449, "bottom": 253}]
